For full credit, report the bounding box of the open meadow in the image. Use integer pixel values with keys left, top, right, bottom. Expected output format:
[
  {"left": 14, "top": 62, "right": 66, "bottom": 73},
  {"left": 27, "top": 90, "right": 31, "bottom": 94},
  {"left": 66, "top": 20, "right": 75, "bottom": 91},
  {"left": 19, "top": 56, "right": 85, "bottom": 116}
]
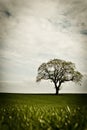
[{"left": 0, "top": 93, "right": 87, "bottom": 130}]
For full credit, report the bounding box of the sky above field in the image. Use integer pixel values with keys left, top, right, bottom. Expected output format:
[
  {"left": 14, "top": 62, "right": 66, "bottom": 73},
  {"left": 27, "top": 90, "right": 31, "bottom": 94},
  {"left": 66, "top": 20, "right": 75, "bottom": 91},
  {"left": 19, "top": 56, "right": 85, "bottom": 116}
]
[{"left": 0, "top": 0, "right": 87, "bottom": 93}]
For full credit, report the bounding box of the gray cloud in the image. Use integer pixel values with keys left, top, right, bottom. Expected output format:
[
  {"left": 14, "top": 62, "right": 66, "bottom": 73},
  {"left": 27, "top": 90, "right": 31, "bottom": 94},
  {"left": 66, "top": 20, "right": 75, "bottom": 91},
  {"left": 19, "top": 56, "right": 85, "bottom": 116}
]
[
  {"left": 80, "top": 30, "right": 87, "bottom": 35},
  {"left": 0, "top": 0, "right": 87, "bottom": 93}
]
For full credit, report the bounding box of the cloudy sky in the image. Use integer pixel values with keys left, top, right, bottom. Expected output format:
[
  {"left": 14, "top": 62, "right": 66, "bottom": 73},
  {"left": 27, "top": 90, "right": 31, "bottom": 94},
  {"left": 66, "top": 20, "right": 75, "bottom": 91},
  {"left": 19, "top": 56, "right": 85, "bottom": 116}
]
[{"left": 0, "top": 0, "right": 87, "bottom": 93}]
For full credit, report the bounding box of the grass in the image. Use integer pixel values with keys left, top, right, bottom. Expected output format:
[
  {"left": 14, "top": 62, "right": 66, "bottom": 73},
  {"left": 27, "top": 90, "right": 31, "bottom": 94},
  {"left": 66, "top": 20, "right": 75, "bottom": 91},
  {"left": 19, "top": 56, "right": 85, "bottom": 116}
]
[{"left": 0, "top": 93, "right": 87, "bottom": 130}]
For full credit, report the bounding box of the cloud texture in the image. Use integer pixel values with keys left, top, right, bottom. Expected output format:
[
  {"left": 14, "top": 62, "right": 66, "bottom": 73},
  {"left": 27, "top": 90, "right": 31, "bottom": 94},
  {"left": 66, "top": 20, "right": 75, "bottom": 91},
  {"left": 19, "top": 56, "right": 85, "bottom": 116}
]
[{"left": 0, "top": 0, "right": 87, "bottom": 93}]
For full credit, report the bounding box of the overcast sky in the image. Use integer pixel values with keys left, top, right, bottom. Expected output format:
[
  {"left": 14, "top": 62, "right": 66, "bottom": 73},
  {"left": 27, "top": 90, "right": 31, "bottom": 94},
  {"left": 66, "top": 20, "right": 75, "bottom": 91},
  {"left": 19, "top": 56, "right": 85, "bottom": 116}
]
[{"left": 0, "top": 0, "right": 87, "bottom": 93}]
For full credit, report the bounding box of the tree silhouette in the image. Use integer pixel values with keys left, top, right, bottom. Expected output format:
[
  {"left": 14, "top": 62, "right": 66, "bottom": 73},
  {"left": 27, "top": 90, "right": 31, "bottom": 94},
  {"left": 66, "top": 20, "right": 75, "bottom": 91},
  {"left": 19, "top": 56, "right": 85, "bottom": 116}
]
[{"left": 36, "top": 59, "right": 83, "bottom": 95}]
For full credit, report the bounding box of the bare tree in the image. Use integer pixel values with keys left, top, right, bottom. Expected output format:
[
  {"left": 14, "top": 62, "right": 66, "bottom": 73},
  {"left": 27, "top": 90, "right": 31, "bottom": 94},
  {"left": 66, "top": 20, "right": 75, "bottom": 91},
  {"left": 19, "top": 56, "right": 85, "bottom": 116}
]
[{"left": 36, "top": 59, "right": 83, "bottom": 95}]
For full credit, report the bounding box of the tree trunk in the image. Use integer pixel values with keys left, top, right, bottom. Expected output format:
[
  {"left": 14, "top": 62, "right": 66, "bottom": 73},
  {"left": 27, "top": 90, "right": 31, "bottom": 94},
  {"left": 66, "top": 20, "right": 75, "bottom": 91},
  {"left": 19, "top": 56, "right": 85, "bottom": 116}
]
[
  {"left": 54, "top": 82, "right": 61, "bottom": 95},
  {"left": 56, "top": 87, "right": 59, "bottom": 95}
]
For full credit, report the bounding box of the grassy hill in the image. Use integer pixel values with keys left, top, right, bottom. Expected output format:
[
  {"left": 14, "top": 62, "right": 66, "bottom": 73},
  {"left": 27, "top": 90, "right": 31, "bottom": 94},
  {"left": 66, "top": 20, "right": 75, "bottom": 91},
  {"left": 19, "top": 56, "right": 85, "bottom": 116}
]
[
  {"left": 0, "top": 93, "right": 87, "bottom": 130},
  {"left": 0, "top": 93, "right": 87, "bottom": 106}
]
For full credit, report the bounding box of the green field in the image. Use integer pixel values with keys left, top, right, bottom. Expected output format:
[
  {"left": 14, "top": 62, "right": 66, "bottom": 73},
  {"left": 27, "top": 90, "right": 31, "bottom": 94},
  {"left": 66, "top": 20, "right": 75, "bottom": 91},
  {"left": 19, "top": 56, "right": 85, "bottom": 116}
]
[{"left": 0, "top": 93, "right": 87, "bottom": 130}]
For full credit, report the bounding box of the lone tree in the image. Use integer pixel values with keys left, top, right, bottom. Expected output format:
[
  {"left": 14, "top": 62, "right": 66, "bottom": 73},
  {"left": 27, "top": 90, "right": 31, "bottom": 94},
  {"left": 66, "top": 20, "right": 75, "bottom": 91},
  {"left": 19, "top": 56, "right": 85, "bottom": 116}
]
[{"left": 36, "top": 59, "right": 83, "bottom": 95}]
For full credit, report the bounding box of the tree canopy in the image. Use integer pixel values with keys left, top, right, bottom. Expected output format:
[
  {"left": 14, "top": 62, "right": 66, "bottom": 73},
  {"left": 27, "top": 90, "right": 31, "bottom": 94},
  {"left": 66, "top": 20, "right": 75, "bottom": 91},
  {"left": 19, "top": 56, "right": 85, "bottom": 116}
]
[{"left": 36, "top": 59, "right": 83, "bottom": 95}]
